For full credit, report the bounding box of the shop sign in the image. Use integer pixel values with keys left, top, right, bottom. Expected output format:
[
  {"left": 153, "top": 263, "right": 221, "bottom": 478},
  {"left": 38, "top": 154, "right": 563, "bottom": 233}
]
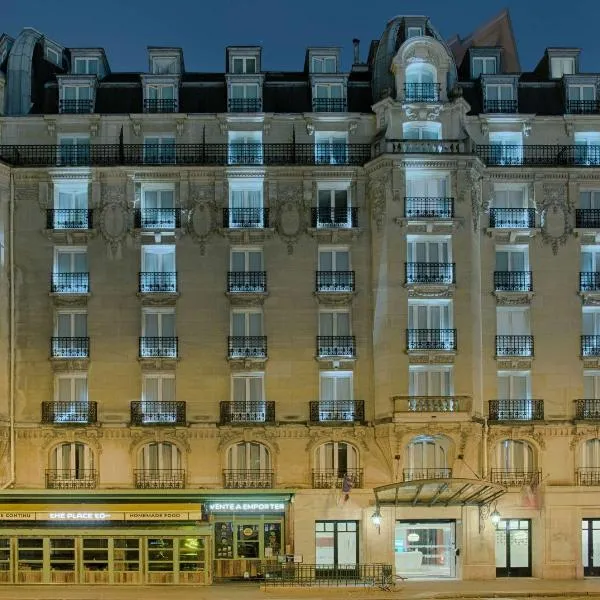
[{"left": 208, "top": 502, "right": 286, "bottom": 513}]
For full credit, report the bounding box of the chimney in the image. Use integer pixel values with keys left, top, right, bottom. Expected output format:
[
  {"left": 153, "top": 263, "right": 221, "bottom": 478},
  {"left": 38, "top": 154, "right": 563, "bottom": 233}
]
[{"left": 352, "top": 38, "right": 360, "bottom": 64}]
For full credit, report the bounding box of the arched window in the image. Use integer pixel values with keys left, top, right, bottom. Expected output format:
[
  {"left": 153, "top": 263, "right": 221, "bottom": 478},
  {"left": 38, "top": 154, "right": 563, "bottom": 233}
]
[
  {"left": 493, "top": 439, "right": 536, "bottom": 486},
  {"left": 405, "top": 63, "right": 438, "bottom": 101},
  {"left": 579, "top": 439, "right": 600, "bottom": 485},
  {"left": 403, "top": 121, "right": 442, "bottom": 141},
  {"left": 405, "top": 436, "right": 450, "bottom": 481},
  {"left": 48, "top": 442, "right": 95, "bottom": 488},
  {"left": 136, "top": 442, "right": 183, "bottom": 488},
  {"left": 225, "top": 442, "right": 272, "bottom": 488},
  {"left": 314, "top": 441, "right": 361, "bottom": 488}
]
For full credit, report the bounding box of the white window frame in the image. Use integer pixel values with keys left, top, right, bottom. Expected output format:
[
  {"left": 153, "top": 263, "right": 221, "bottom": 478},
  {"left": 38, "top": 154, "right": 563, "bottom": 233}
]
[
  {"left": 405, "top": 435, "right": 449, "bottom": 472},
  {"left": 228, "top": 131, "right": 263, "bottom": 165},
  {"left": 314, "top": 132, "right": 349, "bottom": 165},
  {"left": 407, "top": 26, "right": 423, "bottom": 38},
  {"left": 141, "top": 244, "right": 176, "bottom": 272},
  {"left": 496, "top": 439, "right": 535, "bottom": 471},
  {"left": 406, "top": 235, "right": 452, "bottom": 263},
  {"left": 486, "top": 84, "right": 514, "bottom": 101},
  {"left": 230, "top": 247, "right": 263, "bottom": 271},
  {"left": 230, "top": 82, "right": 260, "bottom": 99},
  {"left": 318, "top": 246, "right": 350, "bottom": 272},
  {"left": 575, "top": 132, "right": 600, "bottom": 166},
  {"left": 569, "top": 84, "right": 596, "bottom": 101},
  {"left": 402, "top": 121, "right": 442, "bottom": 140},
  {"left": 495, "top": 245, "right": 529, "bottom": 271},
  {"left": 579, "top": 189, "right": 600, "bottom": 210},
  {"left": 489, "top": 132, "right": 523, "bottom": 165},
  {"left": 230, "top": 308, "right": 264, "bottom": 336},
  {"left": 551, "top": 57, "right": 575, "bottom": 79},
  {"left": 138, "top": 441, "right": 181, "bottom": 470},
  {"left": 472, "top": 56, "right": 497, "bottom": 77},
  {"left": 61, "top": 85, "right": 92, "bottom": 101},
  {"left": 143, "top": 135, "right": 176, "bottom": 164},
  {"left": 405, "top": 170, "right": 449, "bottom": 198},
  {"left": 318, "top": 308, "right": 351, "bottom": 336},
  {"left": 231, "top": 56, "right": 257, "bottom": 74},
  {"left": 497, "top": 370, "right": 531, "bottom": 400},
  {"left": 314, "top": 441, "right": 359, "bottom": 473},
  {"left": 51, "top": 442, "right": 93, "bottom": 474},
  {"left": 142, "top": 373, "right": 176, "bottom": 403},
  {"left": 151, "top": 57, "right": 178, "bottom": 75},
  {"left": 55, "top": 309, "right": 87, "bottom": 337},
  {"left": 496, "top": 307, "right": 531, "bottom": 336},
  {"left": 228, "top": 178, "right": 264, "bottom": 227},
  {"left": 408, "top": 366, "right": 454, "bottom": 396},
  {"left": 226, "top": 441, "right": 271, "bottom": 471},
  {"left": 584, "top": 371, "right": 600, "bottom": 399},
  {"left": 53, "top": 246, "right": 87, "bottom": 273},
  {"left": 319, "top": 371, "right": 353, "bottom": 402},
  {"left": 582, "top": 438, "right": 600, "bottom": 469},
  {"left": 141, "top": 307, "right": 175, "bottom": 337},
  {"left": 408, "top": 299, "right": 453, "bottom": 329},
  {"left": 54, "top": 373, "right": 88, "bottom": 403},
  {"left": 73, "top": 57, "right": 99, "bottom": 75},
  {"left": 311, "top": 56, "right": 337, "bottom": 73}
]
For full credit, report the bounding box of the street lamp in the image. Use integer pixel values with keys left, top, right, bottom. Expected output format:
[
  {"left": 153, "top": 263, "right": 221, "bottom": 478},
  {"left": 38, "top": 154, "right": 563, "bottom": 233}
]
[
  {"left": 490, "top": 508, "right": 501, "bottom": 525},
  {"left": 371, "top": 508, "right": 382, "bottom": 527}
]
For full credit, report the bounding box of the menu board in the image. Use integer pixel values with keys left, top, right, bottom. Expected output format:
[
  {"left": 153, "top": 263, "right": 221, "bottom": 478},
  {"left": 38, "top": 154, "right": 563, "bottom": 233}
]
[{"left": 215, "top": 521, "right": 234, "bottom": 559}]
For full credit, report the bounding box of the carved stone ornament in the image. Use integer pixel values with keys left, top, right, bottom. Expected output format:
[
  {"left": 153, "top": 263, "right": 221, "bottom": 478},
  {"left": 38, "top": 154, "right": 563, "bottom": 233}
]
[
  {"left": 404, "top": 104, "right": 442, "bottom": 122},
  {"left": 274, "top": 183, "right": 305, "bottom": 254},
  {"left": 131, "top": 120, "right": 142, "bottom": 137},
  {"left": 187, "top": 184, "right": 217, "bottom": 255},
  {"left": 305, "top": 120, "right": 315, "bottom": 136},
  {"left": 98, "top": 184, "right": 131, "bottom": 259},
  {"left": 348, "top": 121, "right": 358, "bottom": 135},
  {"left": 539, "top": 182, "right": 572, "bottom": 255},
  {"left": 367, "top": 174, "right": 390, "bottom": 232},
  {"left": 468, "top": 170, "right": 485, "bottom": 232}
]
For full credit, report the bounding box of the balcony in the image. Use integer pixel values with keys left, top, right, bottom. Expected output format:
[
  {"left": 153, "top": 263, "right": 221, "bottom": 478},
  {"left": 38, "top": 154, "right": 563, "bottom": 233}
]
[
  {"left": 228, "top": 143, "right": 264, "bottom": 165},
  {"left": 130, "top": 401, "right": 186, "bottom": 426},
  {"left": 46, "top": 209, "right": 93, "bottom": 230},
  {"left": 316, "top": 336, "right": 356, "bottom": 359},
  {"left": 495, "top": 335, "right": 534, "bottom": 357},
  {"left": 403, "top": 83, "right": 440, "bottom": 102},
  {"left": 51, "top": 337, "right": 89, "bottom": 359},
  {"left": 41, "top": 401, "right": 97, "bottom": 425},
  {"left": 488, "top": 399, "right": 544, "bottom": 422},
  {"left": 475, "top": 144, "right": 600, "bottom": 167},
  {"left": 219, "top": 401, "right": 275, "bottom": 425},
  {"left": 227, "top": 272, "right": 267, "bottom": 294},
  {"left": 57, "top": 146, "right": 91, "bottom": 167},
  {"left": 394, "top": 396, "right": 471, "bottom": 413},
  {"left": 134, "top": 469, "right": 185, "bottom": 489},
  {"left": 228, "top": 336, "right": 267, "bottom": 360},
  {"left": 373, "top": 139, "right": 466, "bottom": 157},
  {"left": 45, "top": 469, "right": 97, "bottom": 489},
  {"left": 483, "top": 99, "right": 518, "bottom": 113},
  {"left": 575, "top": 399, "right": 600, "bottom": 420},
  {"left": 404, "top": 197, "right": 454, "bottom": 219},
  {"left": 143, "top": 98, "right": 178, "bottom": 113},
  {"left": 489, "top": 469, "right": 540, "bottom": 487},
  {"left": 576, "top": 209, "right": 600, "bottom": 229},
  {"left": 139, "top": 272, "right": 178, "bottom": 294},
  {"left": 311, "top": 207, "right": 358, "bottom": 229},
  {"left": 406, "top": 329, "right": 456, "bottom": 352},
  {"left": 59, "top": 99, "right": 93, "bottom": 114},
  {"left": 309, "top": 400, "right": 365, "bottom": 423},
  {"left": 315, "top": 271, "right": 355, "bottom": 293},
  {"left": 312, "top": 98, "right": 347, "bottom": 112},
  {"left": 51, "top": 273, "right": 90, "bottom": 295},
  {"left": 403, "top": 468, "right": 452, "bottom": 482},
  {"left": 494, "top": 271, "right": 532, "bottom": 292},
  {"left": 223, "top": 469, "right": 273, "bottom": 488},
  {"left": 134, "top": 208, "right": 181, "bottom": 230},
  {"left": 581, "top": 335, "right": 600, "bottom": 357},
  {"left": 580, "top": 272, "right": 600, "bottom": 292},
  {"left": 567, "top": 100, "right": 600, "bottom": 114},
  {"left": 228, "top": 98, "right": 263, "bottom": 113},
  {"left": 312, "top": 469, "right": 364, "bottom": 489},
  {"left": 405, "top": 263, "right": 455, "bottom": 285},
  {"left": 222, "top": 208, "right": 269, "bottom": 229},
  {"left": 489, "top": 208, "right": 535, "bottom": 229},
  {"left": 577, "top": 468, "right": 600, "bottom": 486},
  {"left": 139, "top": 337, "right": 178, "bottom": 358}
]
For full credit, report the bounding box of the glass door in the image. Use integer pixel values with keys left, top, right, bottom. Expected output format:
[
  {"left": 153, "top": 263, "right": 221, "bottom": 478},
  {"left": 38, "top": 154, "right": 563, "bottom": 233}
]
[
  {"left": 496, "top": 519, "right": 531, "bottom": 577},
  {"left": 49, "top": 538, "right": 76, "bottom": 583},
  {"left": 315, "top": 521, "right": 358, "bottom": 574},
  {"left": 582, "top": 519, "right": 600, "bottom": 576},
  {"left": 82, "top": 538, "right": 109, "bottom": 583},
  {"left": 113, "top": 538, "right": 141, "bottom": 584},
  {"left": 16, "top": 538, "right": 43, "bottom": 583}
]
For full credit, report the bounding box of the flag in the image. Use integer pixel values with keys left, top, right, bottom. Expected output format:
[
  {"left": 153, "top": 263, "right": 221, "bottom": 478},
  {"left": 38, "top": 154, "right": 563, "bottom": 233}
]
[
  {"left": 520, "top": 480, "right": 542, "bottom": 509},
  {"left": 341, "top": 474, "right": 354, "bottom": 503}
]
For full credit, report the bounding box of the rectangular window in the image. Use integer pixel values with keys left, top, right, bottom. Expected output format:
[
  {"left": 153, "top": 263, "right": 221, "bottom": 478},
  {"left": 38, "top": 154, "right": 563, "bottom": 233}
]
[
  {"left": 407, "top": 236, "right": 451, "bottom": 263},
  {"left": 497, "top": 371, "right": 531, "bottom": 400},
  {"left": 584, "top": 371, "right": 600, "bottom": 399},
  {"left": 143, "top": 136, "right": 175, "bottom": 165},
  {"left": 496, "top": 307, "right": 530, "bottom": 335},
  {"left": 408, "top": 301, "right": 452, "bottom": 329},
  {"left": 569, "top": 85, "right": 596, "bottom": 101},
  {"left": 62, "top": 85, "right": 92, "bottom": 100},
  {"left": 142, "top": 309, "right": 175, "bottom": 337},
  {"left": 489, "top": 132, "right": 523, "bottom": 165},
  {"left": 403, "top": 122, "right": 442, "bottom": 140},
  {"left": 145, "top": 85, "right": 176, "bottom": 111},
  {"left": 228, "top": 180, "right": 264, "bottom": 227},
  {"left": 311, "top": 56, "right": 337, "bottom": 73},
  {"left": 583, "top": 309, "right": 600, "bottom": 335},
  {"left": 318, "top": 247, "right": 350, "bottom": 271},
  {"left": 320, "top": 371, "right": 353, "bottom": 402},
  {"left": 231, "top": 310, "right": 263, "bottom": 337},
  {"left": 472, "top": 56, "right": 497, "bottom": 77},
  {"left": 314, "top": 132, "right": 348, "bottom": 165},
  {"left": 319, "top": 310, "right": 351, "bottom": 337},
  {"left": 407, "top": 27, "right": 423, "bottom": 38},
  {"left": 231, "top": 248, "right": 263, "bottom": 271},
  {"left": 141, "top": 374, "right": 177, "bottom": 423},
  {"left": 551, "top": 57, "right": 575, "bottom": 78},
  {"left": 486, "top": 84, "right": 514, "bottom": 100},
  {"left": 141, "top": 245, "right": 176, "bottom": 292},
  {"left": 495, "top": 246, "right": 528, "bottom": 271},
  {"left": 575, "top": 133, "right": 600, "bottom": 166},
  {"left": 58, "top": 135, "right": 90, "bottom": 166},
  {"left": 61, "top": 85, "right": 93, "bottom": 113},
  {"left": 409, "top": 366, "right": 453, "bottom": 396},
  {"left": 580, "top": 190, "right": 600, "bottom": 210},
  {"left": 228, "top": 131, "right": 263, "bottom": 165},
  {"left": 229, "top": 83, "right": 261, "bottom": 112},
  {"left": 315, "top": 521, "right": 358, "bottom": 567},
  {"left": 151, "top": 57, "right": 177, "bottom": 74},
  {"left": 231, "top": 56, "right": 257, "bottom": 74},
  {"left": 73, "top": 57, "right": 99, "bottom": 75},
  {"left": 53, "top": 247, "right": 88, "bottom": 293},
  {"left": 56, "top": 374, "right": 88, "bottom": 403},
  {"left": 56, "top": 311, "right": 87, "bottom": 337},
  {"left": 317, "top": 188, "right": 350, "bottom": 225},
  {"left": 406, "top": 172, "right": 448, "bottom": 197}
]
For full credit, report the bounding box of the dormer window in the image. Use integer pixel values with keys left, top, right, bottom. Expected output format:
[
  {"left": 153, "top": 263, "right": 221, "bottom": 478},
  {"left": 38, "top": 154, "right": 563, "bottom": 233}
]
[
  {"left": 485, "top": 84, "right": 517, "bottom": 113},
  {"left": 232, "top": 56, "right": 257, "bottom": 74},
  {"left": 229, "top": 83, "right": 261, "bottom": 113},
  {"left": 144, "top": 84, "right": 177, "bottom": 113},
  {"left": 404, "top": 63, "right": 439, "bottom": 102},
  {"left": 60, "top": 85, "right": 93, "bottom": 114},
  {"left": 152, "top": 57, "right": 177, "bottom": 75},
  {"left": 73, "top": 57, "right": 99, "bottom": 75},
  {"left": 407, "top": 27, "right": 423, "bottom": 38},
  {"left": 311, "top": 56, "right": 336, "bottom": 74},
  {"left": 472, "top": 57, "right": 497, "bottom": 78},
  {"left": 568, "top": 84, "right": 598, "bottom": 114},
  {"left": 551, "top": 57, "right": 575, "bottom": 79},
  {"left": 45, "top": 46, "right": 61, "bottom": 66},
  {"left": 313, "top": 83, "right": 346, "bottom": 112}
]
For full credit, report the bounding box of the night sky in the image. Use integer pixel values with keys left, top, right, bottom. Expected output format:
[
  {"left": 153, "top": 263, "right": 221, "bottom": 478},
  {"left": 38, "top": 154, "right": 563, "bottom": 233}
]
[{"left": 3, "top": 0, "right": 600, "bottom": 73}]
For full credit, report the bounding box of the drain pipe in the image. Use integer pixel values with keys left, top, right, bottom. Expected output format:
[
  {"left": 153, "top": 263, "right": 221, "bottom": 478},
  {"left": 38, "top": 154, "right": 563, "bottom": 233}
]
[{"left": 482, "top": 417, "right": 488, "bottom": 479}]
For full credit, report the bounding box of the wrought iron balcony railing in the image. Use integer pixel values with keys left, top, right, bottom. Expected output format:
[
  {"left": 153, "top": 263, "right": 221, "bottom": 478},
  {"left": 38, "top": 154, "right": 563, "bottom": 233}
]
[
  {"left": 228, "top": 336, "right": 267, "bottom": 359},
  {"left": 57, "top": 146, "right": 91, "bottom": 166},
  {"left": 576, "top": 209, "right": 600, "bottom": 228},
  {"left": 580, "top": 272, "right": 600, "bottom": 292},
  {"left": 309, "top": 400, "right": 365, "bottom": 423},
  {"left": 223, "top": 469, "right": 274, "bottom": 488},
  {"left": 405, "top": 262, "right": 455, "bottom": 285},
  {"left": 139, "top": 272, "right": 177, "bottom": 294},
  {"left": 59, "top": 99, "right": 93, "bottom": 114},
  {"left": 316, "top": 271, "right": 355, "bottom": 293},
  {"left": 134, "top": 469, "right": 185, "bottom": 489},
  {"left": 139, "top": 337, "right": 178, "bottom": 358},
  {"left": 495, "top": 335, "right": 534, "bottom": 357},
  {"left": 575, "top": 399, "right": 600, "bottom": 420},
  {"left": 312, "top": 98, "right": 347, "bottom": 112},
  {"left": 403, "top": 468, "right": 452, "bottom": 481},
  {"left": 143, "top": 98, "right": 178, "bottom": 113},
  {"left": 316, "top": 336, "right": 356, "bottom": 358},
  {"left": 489, "top": 208, "right": 535, "bottom": 228},
  {"left": 567, "top": 100, "right": 600, "bottom": 115},
  {"left": 494, "top": 271, "right": 532, "bottom": 292},
  {"left": 227, "top": 143, "right": 264, "bottom": 165},
  {"left": 46, "top": 209, "right": 93, "bottom": 230},
  {"left": 407, "top": 329, "right": 456, "bottom": 351},
  {"left": 395, "top": 396, "right": 470, "bottom": 413},
  {"left": 489, "top": 469, "right": 540, "bottom": 487},
  {"left": 223, "top": 208, "right": 269, "bottom": 229},
  {"left": 581, "top": 335, "right": 600, "bottom": 357},
  {"left": 475, "top": 144, "right": 600, "bottom": 166},
  {"left": 46, "top": 469, "right": 97, "bottom": 489},
  {"left": 374, "top": 139, "right": 466, "bottom": 157},
  {"left": 134, "top": 208, "right": 181, "bottom": 229},
  {"left": 130, "top": 401, "right": 186, "bottom": 426},
  {"left": 404, "top": 197, "right": 454, "bottom": 219},
  {"left": 227, "top": 271, "right": 267, "bottom": 293},
  {"left": 51, "top": 272, "right": 90, "bottom": 294},
  {"left": 51, "top": 337, "right": 89, "bottom": 358},
  {"left": 488, "top": 399, "right": 544, "bottom": 421},
  {"left": 219, "top": 401, "right": 275, "bottom": 425},
  {"left": 311, "top": 207, "right": 358, "bottom": 228},
  {"left": 312, "top": 468, "right": 364, "bottom": 489},
  {"left": 484, "top": 99, "right": 518, "bottom": 113},
  {"left": 42, "top": 401, "right": 97, "bottom": 424},
  {"left": 403, "top": 82, "right": 441, "bottom": 102},
  {"left": 577, "top": 468, "right": 600, "bottom": 485},
  {"left": 228, "top": 98, "right": 263, "bottom": 113}
]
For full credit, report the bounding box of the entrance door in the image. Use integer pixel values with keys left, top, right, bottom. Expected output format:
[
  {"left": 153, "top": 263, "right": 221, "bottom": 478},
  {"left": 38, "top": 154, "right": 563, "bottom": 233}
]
[
  {"left": 582, "top": 519, "right": 600, "bottom": 576},
  {"left": 496, "top": 519, "right": 531, "bottom": 577},
  {"left": 315, "top": 521, "right": 358, "bottom": 572}
]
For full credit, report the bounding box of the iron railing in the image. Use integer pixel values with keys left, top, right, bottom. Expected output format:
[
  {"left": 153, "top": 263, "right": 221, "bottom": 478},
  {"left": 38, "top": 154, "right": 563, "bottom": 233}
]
[
  {"left": 51, "top": 272, "right": 90, "bottom": 294},
  {"left": 567, "top": 100, "right": 600, "bottom": 114},
  {"left": 227, "top": 143, "right": 264, "bottom": 165},
  {"left": 404, "top": 82, "right": 441, "bottom": 102},
  {"left": 138, "top": 272, "right": 177, "bottom": 293},
  {"left": 577, "top": 468, "right": 600, "bottom": 486},
  {"left": 223, "top": 469, "right": 274, "bottom": 488},
  {"left": 227, "top": 271, "right": 267, "bottom": 293},
  {"left": 374, "top": 139, "right": 466, "bottom": 157},
  {"left": 143, "top": 98, "right": 178, "bottom": 113},
  {"left": 261, "top": 563, "right": 393, "bottom": 588},
  {"left": 315, "top": 271, "right": 355, "bottom": 293},
  {"left": 228, "top": 336, "right": 267, "bottom": 359},
  {"left": 312, "top": 98, "right": 348, "bottom": 112},
  {"left": 489, "top": 208, "right": 536, "bottom": 228},
  {"left": 134, "top": 469, "right": 185, "bottom": 489},
  {"left": 576, "top": 209, "right": 600, "bottom": 228},
  {"left": 219, "top": 401, "right": 275, "bottom": 425},
  {"left": 495, "top": 335, "right": 534, "bottom": 357},
  {"left": 316, "top": 336, "right": 356, "bottom": 358},
  {"left": 46, "top": 209, "right": 93, "bottom": 230},
  {"left": 580, "top": 272, "right": 600, "bottom": 292},
  {"left": 484, "top": 99, "right": 518, "bottom": 113},
  {"left": 312, "top": 469, "right": 364, "bottom": 489},
  {"left": 404, "top": 197, "right": 454, "bottom": 219},
  {"left": 488, "top": 399, "right": 544, "bottom": 421},
  {"left": 396, "top": 396, "right": 470, "bottom": 413},
  {"left": 228, "top": 98, "right": 263, "bottom": 112},
  {"left": 223, "top": 208, "right": 269, "bottom": 228},
  {"left": 405, "top": 262, "right": 455, "bottom": 285},
  {"left": 41, "top": 401, "right": 97, "bottom": 424},
  {"left": 475, "top": 144, "right": 600, "bottom": 166},
  {"left": 494, "top": 271, "right": 532, "bottom": 292},
  {"left": 403, "top": 468, "right": 452, "bottom": 481},
  {"left": 59, "top": 99, "right": 93, "bottom": 114},
  {"left": 309, "top": 400, "right": 365, "bottom": 423},
  {"left": 575, "top": 399, "right": 600, "bottom": 420},
  {"left": 130, "top": 401, "right": 186, "bottom": 425},
  {"left": 45, "top": 469, "right": 97, "bottom": 489},
  {"left": 490, "top": 469, "right": 540, "bottom": 487},
  {"left": 139, "top": 337, "right": 178, "bottom": 358},
  {"left": 581, "top": 335, "right": 600, "bottom": 357},
  {"left": 406, "top": 329, "right": 456, "bottom": 351},
  {"left": 134, "top": 208, "right": 182, "bottom": 229},
  {"left": 311, "top": 207, "right": 358, "bottom": 228},
  {"left": 51, "top": 337, "right": 89, "bottom": 358}
]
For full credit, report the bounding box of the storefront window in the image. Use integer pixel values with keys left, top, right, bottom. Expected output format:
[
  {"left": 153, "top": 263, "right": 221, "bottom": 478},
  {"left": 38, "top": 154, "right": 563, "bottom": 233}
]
[
  {"left": 213, "top": 516, "right": 284, "bottom": 560},
  {"left": 178, "top": 538, "right": 206, "bottom": 572},
  {"left": 237, "top": 524, "right": 259, "bottom": 558},
  {"left": 147, "top": 538, "right": 174, "bottom": 572}
]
